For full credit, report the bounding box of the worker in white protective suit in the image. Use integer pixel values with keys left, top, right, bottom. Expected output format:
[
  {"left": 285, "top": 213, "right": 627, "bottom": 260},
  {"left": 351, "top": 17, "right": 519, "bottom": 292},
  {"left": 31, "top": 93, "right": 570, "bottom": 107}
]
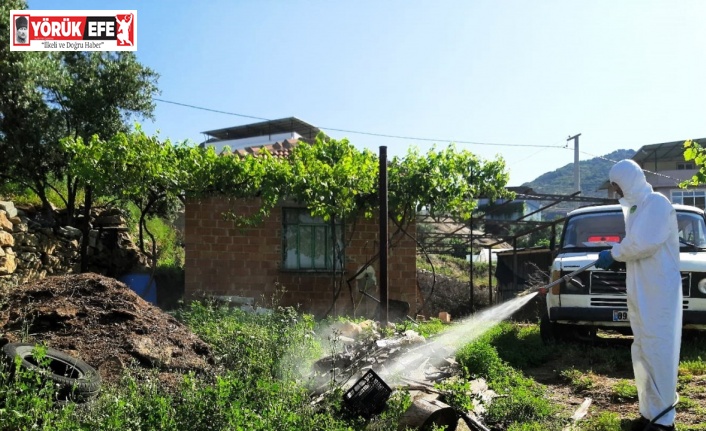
[{"left": 595, "top": 159, "right": 681, "bottom": 431}]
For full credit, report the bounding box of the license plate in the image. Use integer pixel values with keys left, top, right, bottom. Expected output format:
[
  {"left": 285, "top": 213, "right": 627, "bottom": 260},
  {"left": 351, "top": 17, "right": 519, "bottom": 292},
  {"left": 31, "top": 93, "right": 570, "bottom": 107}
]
[{"left": 613, "top": 310, "right": 629, "bottom": 322}]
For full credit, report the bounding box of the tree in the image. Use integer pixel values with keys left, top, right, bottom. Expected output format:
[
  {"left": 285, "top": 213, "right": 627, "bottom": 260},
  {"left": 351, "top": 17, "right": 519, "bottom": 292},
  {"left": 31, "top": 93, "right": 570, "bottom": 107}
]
[
  {"left": 62, "top": 128, "right": 194, "bottom": 272},
  {"left": 0, "top": 10, "right": 160, "bottom": 228},
  {"left": 683, "top": 139, "right": 706, "bottom": 186},
  {"left": 288, "top": 133, "right": 378, "bottom": 221},
  {"left": 0, "top": 0, "right": 64, "bottom": 219},
  {"left": 389, "top": 144, "right": 511, "bottom": 224},
  {"left": 43, "top": 52, "right": 159, "bottom": 227},
  {"left": 285, "top": 134, "right": 378, "bottom": 314}
]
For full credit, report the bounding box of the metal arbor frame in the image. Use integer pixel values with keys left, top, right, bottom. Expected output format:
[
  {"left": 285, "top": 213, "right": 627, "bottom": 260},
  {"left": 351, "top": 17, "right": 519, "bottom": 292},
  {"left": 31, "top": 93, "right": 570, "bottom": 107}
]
[{"left": 416, "top": 191, "right": 618, "bottom": 309}]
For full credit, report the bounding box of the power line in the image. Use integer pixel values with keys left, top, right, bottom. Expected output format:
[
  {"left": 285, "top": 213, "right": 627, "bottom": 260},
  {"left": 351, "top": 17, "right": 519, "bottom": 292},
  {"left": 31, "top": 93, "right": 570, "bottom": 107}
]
[
  {"left": 154, "top": 97, "right": 563, "bottom": 150},
  {"left": 156, "top": 97, "right": 693, "bottom": 185},
  {"left": 571, "top": 147, "right": 686, "bottom": 185},
  {"left": 154, "top": 98, "right": 269, "bottom": 121}
]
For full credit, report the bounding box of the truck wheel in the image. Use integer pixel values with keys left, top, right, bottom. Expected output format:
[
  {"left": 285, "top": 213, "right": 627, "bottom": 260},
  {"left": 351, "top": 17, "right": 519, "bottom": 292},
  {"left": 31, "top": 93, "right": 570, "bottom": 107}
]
[
  {"left": 572, "top": 326, "right": 597, "bottom": 343},
  {"left": 540, "top": 316, "right": 558, "bottom": 344},
  {"left": 1, "top": 343, "right": 101, "bottom": 402}
]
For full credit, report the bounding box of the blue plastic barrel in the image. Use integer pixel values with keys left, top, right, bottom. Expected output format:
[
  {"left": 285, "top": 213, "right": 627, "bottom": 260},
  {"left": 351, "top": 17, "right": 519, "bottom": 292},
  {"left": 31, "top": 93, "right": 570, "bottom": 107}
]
[{"left": 119, "top": 273, "right": 157, "bottom": 304}]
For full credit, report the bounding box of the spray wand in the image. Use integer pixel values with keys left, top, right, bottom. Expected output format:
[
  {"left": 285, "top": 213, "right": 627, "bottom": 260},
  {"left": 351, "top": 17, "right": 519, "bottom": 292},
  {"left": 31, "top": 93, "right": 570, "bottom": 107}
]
[{"left": 518, "top": 260, "right": 598, "bottom": 296}]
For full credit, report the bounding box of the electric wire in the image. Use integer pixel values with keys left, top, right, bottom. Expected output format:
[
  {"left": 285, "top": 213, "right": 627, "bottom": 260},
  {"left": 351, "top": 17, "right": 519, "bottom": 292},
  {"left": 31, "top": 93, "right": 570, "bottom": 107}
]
[
  {"left": 154, "top": 97, "right": 562, "bottom": 150},
  {"left": 567, "top": 147, "right": 690, "bottom": 186},
  {"left": 155, "top": 97, "right": 696, "bottom": 186}
]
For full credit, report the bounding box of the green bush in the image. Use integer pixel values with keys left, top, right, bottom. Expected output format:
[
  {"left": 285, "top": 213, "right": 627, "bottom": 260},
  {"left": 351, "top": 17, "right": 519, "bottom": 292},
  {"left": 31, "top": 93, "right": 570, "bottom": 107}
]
[
  {"left": 680, "top": 358, "right": 706, "bottom": 376},
  {"left": 507, "top": 421, "right": 562, "bottom": 431},
  {"left": 455, "top": 338, "right": 505, "bottom": 381},
  {"left": 80, "top": 370, "right": 177, "bottom": 430},
  {"left": 175, "top": 301, "right": 321, "bottom": 381},
  {"left": 395, "top": 317, "right": 447, "bottom": 338}
]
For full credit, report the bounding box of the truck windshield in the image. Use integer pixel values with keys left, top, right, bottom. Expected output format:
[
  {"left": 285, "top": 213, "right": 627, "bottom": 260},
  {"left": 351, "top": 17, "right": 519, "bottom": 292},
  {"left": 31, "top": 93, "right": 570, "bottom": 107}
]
[
  {"left": 561, "top": 210, "right": 706, "bottom": 250},
  {"left": 562, "top": 211, "right": 624, "bottom": 249}
]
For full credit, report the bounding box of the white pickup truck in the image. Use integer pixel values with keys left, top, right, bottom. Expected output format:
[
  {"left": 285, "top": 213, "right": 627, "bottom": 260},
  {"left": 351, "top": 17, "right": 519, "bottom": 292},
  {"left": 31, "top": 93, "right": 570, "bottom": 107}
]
[{"left": 540, "top": 203, "right": 706, "bottom": 342}]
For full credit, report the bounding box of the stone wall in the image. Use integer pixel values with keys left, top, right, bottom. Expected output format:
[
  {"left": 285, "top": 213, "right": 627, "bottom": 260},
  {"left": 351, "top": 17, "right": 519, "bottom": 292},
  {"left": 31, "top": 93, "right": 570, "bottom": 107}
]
[{"left": 0, "top": 200, "right": 147, "bottom": 292}]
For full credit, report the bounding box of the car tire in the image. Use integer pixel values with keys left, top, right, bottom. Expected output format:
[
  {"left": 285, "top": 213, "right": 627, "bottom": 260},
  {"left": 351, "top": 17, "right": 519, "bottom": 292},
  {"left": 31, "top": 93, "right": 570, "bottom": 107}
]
[
  {"left": 1, "top": 343, "right": 101, "bottom": 402},
  {"left": 540, "top": 315, "right": 558, "bottom": 344},
  {"left": 572, "top": 325, "right": 597, "bottom": 343}
]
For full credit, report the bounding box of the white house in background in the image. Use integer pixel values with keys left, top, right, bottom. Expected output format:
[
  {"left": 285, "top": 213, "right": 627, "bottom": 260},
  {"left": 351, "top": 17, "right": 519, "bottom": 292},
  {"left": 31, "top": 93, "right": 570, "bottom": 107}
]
[
  {"left": 199, "top": 117, "right": 320, "bottom": 154},
  {"left": 476, "top": 186, "right": 543, "bottom": 222},
  {"left": 602, "top": 138, "right": 706, "bottom": 209},
  {"left": 468, "top": 247, "right": 514, "bottom": 263}
]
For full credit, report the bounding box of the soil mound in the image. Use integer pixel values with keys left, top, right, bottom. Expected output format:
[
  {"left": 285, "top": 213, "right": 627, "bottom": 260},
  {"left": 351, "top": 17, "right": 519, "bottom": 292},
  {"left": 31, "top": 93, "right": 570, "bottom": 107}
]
[{"left": 0, "top": 273, "right": 214, "bottom": 386}]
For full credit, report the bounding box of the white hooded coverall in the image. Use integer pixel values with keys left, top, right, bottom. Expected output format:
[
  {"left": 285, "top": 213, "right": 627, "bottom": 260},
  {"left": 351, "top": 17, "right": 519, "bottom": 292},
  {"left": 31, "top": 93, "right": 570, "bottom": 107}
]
[{"left": 609, "top": 159, "right": 682, "bottom": 426}]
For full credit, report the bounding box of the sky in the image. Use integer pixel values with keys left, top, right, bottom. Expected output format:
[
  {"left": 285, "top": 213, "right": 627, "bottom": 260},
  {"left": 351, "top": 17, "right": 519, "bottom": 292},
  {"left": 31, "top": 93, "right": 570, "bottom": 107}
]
[{"left": 24, "top": 0, "right": 706, "bottom": 186}]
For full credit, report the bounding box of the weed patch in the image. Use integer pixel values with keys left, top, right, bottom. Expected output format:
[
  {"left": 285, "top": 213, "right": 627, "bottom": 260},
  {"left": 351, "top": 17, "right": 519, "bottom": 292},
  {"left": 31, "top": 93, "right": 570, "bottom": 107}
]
[
  {"left": 560, "top": 367, "right": 596, "bottom": 393},
  {"left": 611, "top": 379, "right": 638, "bottom": 402}
]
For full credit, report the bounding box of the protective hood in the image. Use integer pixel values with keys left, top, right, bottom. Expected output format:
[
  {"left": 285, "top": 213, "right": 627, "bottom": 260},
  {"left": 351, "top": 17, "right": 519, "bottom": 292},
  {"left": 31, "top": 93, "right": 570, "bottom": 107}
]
[{"left": 609, "top": 159, "right": 652, "bottom": 206}]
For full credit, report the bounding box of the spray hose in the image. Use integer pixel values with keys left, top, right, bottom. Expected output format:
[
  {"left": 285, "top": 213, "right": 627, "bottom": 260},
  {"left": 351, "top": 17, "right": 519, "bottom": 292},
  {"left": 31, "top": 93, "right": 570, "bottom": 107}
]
[
  {"left": 642, "top": 393, "right": 679, "bottom": 431},
  {"left": 527, "top": 259, "right": 679, "bottom": 430}
]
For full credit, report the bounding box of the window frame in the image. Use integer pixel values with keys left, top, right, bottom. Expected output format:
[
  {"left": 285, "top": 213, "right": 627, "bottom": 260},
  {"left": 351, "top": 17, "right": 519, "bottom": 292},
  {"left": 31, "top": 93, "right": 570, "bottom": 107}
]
[
  {"left": 672, "top": 190, "right": 706, "bottom": 210},
  {"left": 281, "top": 207, "right": 345, "bottom": 272}
]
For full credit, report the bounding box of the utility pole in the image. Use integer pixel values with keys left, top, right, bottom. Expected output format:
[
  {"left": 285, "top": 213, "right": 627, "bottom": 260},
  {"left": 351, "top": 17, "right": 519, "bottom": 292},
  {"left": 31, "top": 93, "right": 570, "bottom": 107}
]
[{"left": 567, "top": 134, "right": 582, "bottom": 193}]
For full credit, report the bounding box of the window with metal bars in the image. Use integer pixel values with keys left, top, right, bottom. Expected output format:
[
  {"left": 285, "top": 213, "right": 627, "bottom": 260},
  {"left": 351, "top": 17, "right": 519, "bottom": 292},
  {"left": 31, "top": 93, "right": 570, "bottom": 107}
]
[{"left": 282, "top": 208, "right": 344, "bottom": 271}]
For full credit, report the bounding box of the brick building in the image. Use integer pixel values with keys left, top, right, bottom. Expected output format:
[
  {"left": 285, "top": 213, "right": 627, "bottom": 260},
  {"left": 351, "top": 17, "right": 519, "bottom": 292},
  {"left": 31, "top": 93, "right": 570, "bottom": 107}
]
[{"left": 184, "top": 118, "right": 418, "bottom": 318}]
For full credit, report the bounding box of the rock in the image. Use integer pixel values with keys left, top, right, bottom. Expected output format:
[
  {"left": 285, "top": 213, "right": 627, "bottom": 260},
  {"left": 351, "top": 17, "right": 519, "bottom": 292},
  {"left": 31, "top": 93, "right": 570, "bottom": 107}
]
[
  {"left": 0, "top": 231, "right": 14, "bottom": 247},
  {"left": 58, "top": 226, "right": 82, "bottom": 240},
  {"left": 337, "top": 335, "right": 356, "bottom": 345},
  {"left": 131, "top": 335, "right": 173, "bottom": 367},
  {"left": 0, "top": 248, "right": 16, "bottom": 275},
  {"left": 0, "top": 201, "right": 17, "bottom": 218},
  {"left": 94, "top": 215, "right": 126, "bottom": 227},
  {"left": 0, "top": 212, "right": 13, "bottom": 233}
]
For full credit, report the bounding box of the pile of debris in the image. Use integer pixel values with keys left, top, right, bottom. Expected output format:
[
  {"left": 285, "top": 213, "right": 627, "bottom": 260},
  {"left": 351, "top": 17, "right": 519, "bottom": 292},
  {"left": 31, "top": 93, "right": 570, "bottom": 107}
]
[
  {"left": 310, "top": 320, "right": 497, "bottom": 430},
  {"left": 0, "top": 273, "right": 214, "bottom": 387}
]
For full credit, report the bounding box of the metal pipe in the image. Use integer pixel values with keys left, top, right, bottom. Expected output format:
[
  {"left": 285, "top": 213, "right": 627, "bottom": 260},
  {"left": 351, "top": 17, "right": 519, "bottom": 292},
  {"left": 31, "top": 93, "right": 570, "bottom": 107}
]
[
  {"left": 518, "top": 260, "right": 597, "bottom": 296},
  {"left": 379, "top": 146, "right": 388, "bottom": 324}
]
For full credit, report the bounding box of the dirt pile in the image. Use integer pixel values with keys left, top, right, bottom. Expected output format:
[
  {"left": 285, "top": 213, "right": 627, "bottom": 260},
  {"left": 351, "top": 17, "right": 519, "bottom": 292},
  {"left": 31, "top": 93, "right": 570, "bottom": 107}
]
[{"left": 0, "top": 273, "right": 214, "bottom": 386}]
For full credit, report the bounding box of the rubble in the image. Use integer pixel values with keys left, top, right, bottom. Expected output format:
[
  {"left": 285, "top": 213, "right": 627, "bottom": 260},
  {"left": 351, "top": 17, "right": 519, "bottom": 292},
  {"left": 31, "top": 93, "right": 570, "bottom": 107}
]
[{"left": 310, "top": 322, "right": 497, "bottom": 429}]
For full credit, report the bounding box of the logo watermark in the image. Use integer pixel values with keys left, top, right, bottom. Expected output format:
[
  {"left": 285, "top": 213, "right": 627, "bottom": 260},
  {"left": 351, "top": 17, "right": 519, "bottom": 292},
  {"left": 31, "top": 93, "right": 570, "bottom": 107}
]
[{"left": 10, "top": 10, "right": 137, "bottom": 51}]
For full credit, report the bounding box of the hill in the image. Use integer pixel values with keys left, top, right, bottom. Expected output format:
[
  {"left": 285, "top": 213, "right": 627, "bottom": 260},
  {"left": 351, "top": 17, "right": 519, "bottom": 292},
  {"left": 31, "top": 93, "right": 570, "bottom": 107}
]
[{"left": 521, "top": 148, "right": 636, "bottom": 198}]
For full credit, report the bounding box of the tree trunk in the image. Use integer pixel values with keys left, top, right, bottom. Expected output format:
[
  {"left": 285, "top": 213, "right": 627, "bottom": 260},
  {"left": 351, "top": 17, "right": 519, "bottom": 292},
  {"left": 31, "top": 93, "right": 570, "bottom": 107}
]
[
  {"left": 66, "top": 176, "right": 76, "bottom": 227},
  {"left": 397, "top": 398, "right": 458, "bottom": 431},
  {"left": 79, "top": 185, "right": 92, "bottom": 272}
]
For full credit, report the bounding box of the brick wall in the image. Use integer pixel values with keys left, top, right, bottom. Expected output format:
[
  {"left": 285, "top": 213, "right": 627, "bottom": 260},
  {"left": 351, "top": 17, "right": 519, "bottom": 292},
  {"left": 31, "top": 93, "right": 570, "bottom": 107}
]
[{"left": 184, "top": 196, "right": 417, "bottom": 319}]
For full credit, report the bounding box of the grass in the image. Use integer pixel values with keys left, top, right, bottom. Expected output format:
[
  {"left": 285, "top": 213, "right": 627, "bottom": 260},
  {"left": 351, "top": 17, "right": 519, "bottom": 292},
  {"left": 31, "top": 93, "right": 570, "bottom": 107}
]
[
  {"left": 2, "top": 303, "right": 706, "bottom": 430},
  {"left": 610, "top": 379, "right": 638, "bottom": 403},
  {"left": 455, "top": 322, "right": 562, "bottom": 430},
  {"left": 560, "top": 367, "right": 596, "bottom": 393},
  {"left": 125, "top": 203, "right": 184, "bottom": 269},
  {"left": 417, "top": 253, "right": 496, "bottom": 286}
]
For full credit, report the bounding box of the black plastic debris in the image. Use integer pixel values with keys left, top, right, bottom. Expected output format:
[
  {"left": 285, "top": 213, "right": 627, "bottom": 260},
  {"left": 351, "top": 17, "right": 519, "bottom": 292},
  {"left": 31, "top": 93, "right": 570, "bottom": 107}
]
[{"left": 342, "top": 369, "right": 392, "bottom": 418}]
